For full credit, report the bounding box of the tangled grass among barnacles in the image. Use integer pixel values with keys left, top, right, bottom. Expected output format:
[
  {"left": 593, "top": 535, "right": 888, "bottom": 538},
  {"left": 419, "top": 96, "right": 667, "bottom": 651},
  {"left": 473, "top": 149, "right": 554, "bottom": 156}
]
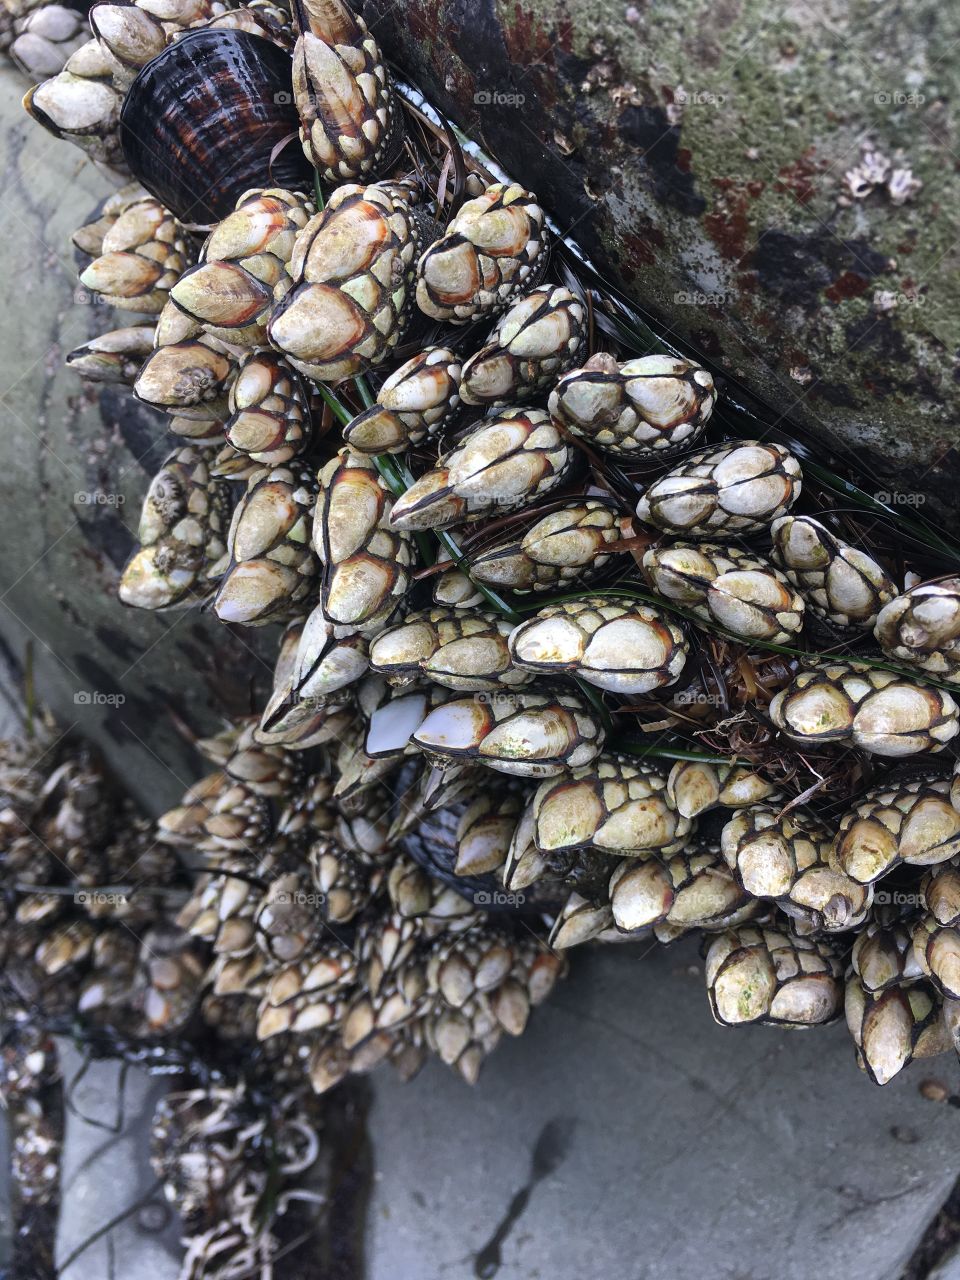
[{"left": 6, "top": 0, "right": 960, "bottom": 1268}]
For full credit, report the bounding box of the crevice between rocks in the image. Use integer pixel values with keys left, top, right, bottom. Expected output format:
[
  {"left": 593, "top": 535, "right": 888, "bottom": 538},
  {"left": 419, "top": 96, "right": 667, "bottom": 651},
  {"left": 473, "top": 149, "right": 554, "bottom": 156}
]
[{"left": 902, "top": 1172, "right": 960, "bottom": 1279}]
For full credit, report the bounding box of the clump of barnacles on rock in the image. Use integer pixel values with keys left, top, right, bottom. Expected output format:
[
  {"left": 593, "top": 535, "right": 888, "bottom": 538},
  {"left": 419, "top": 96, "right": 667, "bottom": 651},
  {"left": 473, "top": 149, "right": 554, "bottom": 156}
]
[{"left": 6, "top": 0, "right": 960, "bottom": 1269}]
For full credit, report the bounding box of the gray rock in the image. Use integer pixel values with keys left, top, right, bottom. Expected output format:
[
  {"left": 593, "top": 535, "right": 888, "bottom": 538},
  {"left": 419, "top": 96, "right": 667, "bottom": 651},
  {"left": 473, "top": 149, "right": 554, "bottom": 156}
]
[
  {"left": 367, "top": 0, "right": 960, "bottom": 516},
  {"left": 366, "top": 941, "right": 960, "bottom": 1280},
  {"left": 55, "top": 1040, "right": 180, "bottom": 1280},
  {"left": 930, "top": 1242, "right": 960, "bottom": 1280}
]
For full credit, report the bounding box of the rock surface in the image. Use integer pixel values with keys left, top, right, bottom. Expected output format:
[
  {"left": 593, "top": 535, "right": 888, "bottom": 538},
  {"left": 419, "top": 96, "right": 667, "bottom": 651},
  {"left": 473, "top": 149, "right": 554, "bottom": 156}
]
[
  {"left": 55, "top": 1041, "right": 180, "bottom": 1280},
  {"left": 0, "top": 64, "right": 275, "bottom": 811},
  {"left": 364, "top": 0, "right": 960, "bottom": 514},
  {"left": 368, "top": 940, "right": 960, "bottom": 1280}
]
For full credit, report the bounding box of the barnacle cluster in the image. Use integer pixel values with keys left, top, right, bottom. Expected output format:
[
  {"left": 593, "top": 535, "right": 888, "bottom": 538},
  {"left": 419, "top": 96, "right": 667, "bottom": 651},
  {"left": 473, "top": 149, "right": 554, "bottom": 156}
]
[
  {"left": 6, "top": 7, "right": 960, "bottom": 1260},
  {"left": 0, "top": 708, "right": 563, "bottom": 1273}
]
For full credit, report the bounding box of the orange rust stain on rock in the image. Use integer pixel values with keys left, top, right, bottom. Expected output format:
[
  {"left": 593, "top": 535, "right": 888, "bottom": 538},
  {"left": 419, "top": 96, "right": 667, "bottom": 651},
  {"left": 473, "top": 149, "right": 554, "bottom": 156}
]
[
  {"left": 404, "top": 0, "right": 432, "bottom": 42},
  {"left": 704, "top": 178, "right": 753, "bottom": 262},
  {"left": 501, "top": 2, "right": 555, "bottom": 64},
  {"left": 824, "top": 271, "right": 870, "bottom": 303},
  {"left": 774, "top": 148, "right": 823, "bottom": 207},
  {"left": 622, "top": 227, "right": 665, "bottom": 267}
]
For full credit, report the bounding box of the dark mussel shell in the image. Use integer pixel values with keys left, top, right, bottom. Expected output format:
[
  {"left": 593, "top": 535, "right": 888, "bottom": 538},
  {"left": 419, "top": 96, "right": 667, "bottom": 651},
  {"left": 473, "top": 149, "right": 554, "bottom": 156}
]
[{"left": 120, "top": 29, "right": 312, "bottom": 224}]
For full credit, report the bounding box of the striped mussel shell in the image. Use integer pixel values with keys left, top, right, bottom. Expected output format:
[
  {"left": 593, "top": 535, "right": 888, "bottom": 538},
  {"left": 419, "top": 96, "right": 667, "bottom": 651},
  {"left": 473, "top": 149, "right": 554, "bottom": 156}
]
[
  {"left": 118, "top": 444, "right": 232, "bottom": 609},
  {"left": 169, "top": 187, "right": 313, "bottom": 346},
  {"left": 469, "top": 500, "right": 634, "bottom": 594},
  {"left": 369, "top": 606, "right": 533, "bottom": 692},
  {"left": 720, "top": 805, "right": 871, "bottom": 932},
  {"left": 845, "top": 974, "right": 951, "bottom": 1085},
  {"left": 833, "top": 773, "right": 960, "bottom": 884},
  {"left": 874, "top": 577, "right": 960, "bottom": 680},
  {"left": 666, "top": 760, "right": 777, "bottom": 820},
  {"left": 224, "top": 349, "right": 311, "bottom": 464},
  {"left": 134, "top": 337, "right": 237, "bottom": 420},
  {"left": 768, "top": 660, "right": 959, "bottom": 757},
  {"left": 259, "top": 611, "right": 368, "bottom": 744},
  {"left": 291, "top": 0, "right": 400, "bottom": 180},
  {"left": 850, "top": 916, "right": 920, "bottom": 993},
  {"left": 23, "top": 39, "right": 125, "bottom": 167},
  {"left": 65, "top": 325, "right": 156, "bottom": 384},
  {"left": 460, "top": 285, "right": 587, "bottom": 407},
  {"left": 389, "top": 409, "right": 575, "bottom": 532},
  {"left": 608, "top": 836, "right": 758, "bottom": 936},
  {"left": 411, "top": 685, "right": 605, "bottom": 778},
  {"left": 549, "top": 353, "right": 716, "bottom": 457},
  {"left": 636, "top": 440, "right": 802, "bottom": 537},
  {"left": 416, "top": 182, "right": 548, "bottom": 324},
  {"left": 268, "top": 181, "right": 424, "bottom": 383},
  {"left": 642, "top": 541, "right": 804, "bottom": 643},
  {"left": 343, "top": 347, "right": 462, "bottom": 454},
  {"left": 214, "top": 461, "right": 319, "bottom": 625},
  {"left": 526, "top": 754, "right": 693, "bottom": 855},
  {"left": 77, "top": 195, "right": 188, "bottom": 313},
  {"left": 705, "top": 924, "right": 844, "bottom": 1028},
  {"left": 507, "top": 596, "right": 688, "bottom": 695},
  {"left": 118, "top": 30, "right": 312, "bottom": 223},
  {"left": 770, "top": 514, "right": 896, "bottom": 632},
  {"left": 312, "top": 449, "right": 413, "bottom": 635}
]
